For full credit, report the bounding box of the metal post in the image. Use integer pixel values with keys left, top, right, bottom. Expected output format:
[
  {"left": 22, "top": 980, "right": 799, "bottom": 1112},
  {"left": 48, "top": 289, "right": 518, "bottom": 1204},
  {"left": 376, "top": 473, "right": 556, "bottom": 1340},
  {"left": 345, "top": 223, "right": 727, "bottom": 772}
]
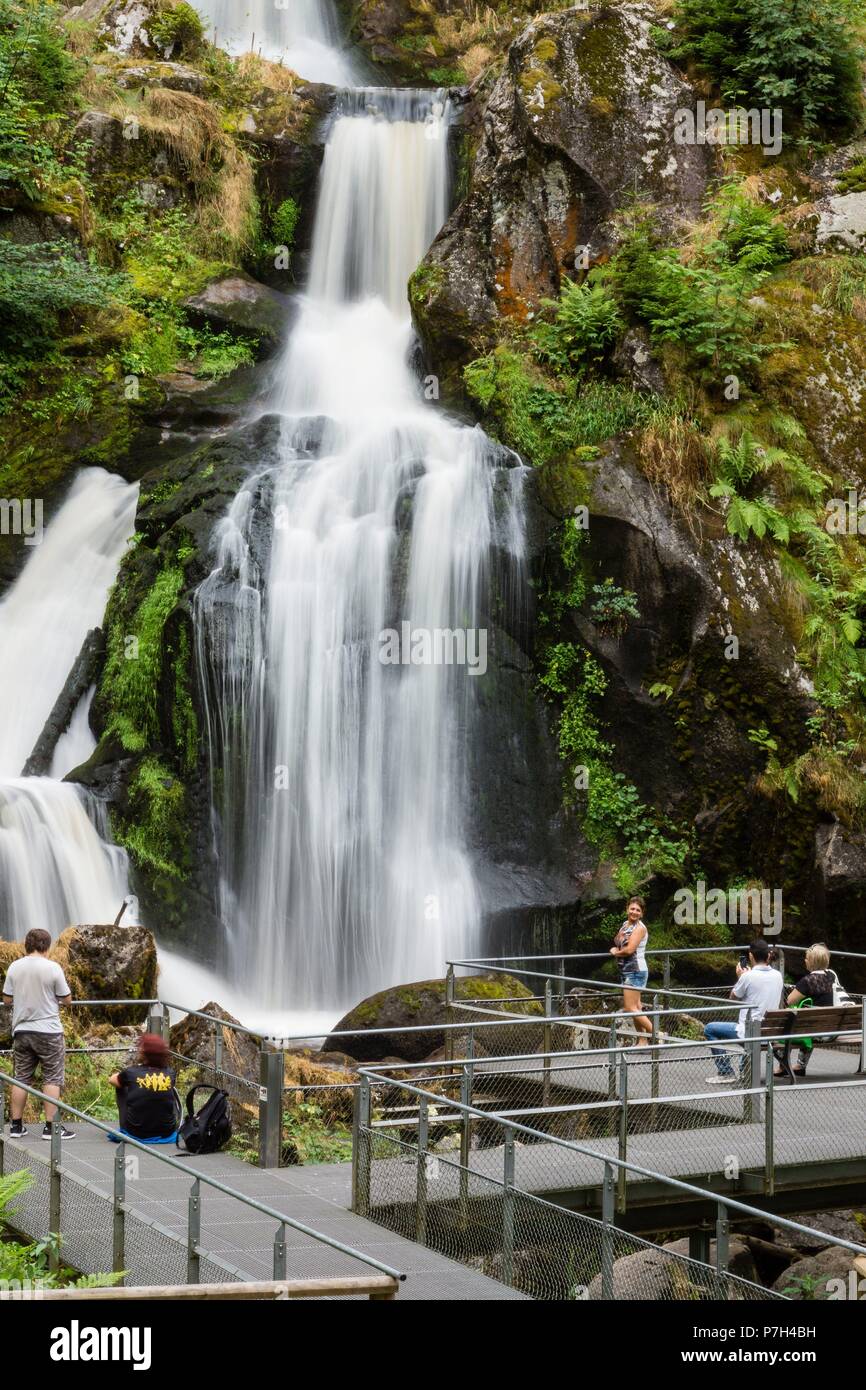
[
  {"left": 689, "top": 1228, "right": 711, "bottom": 1264},
  {"left": 459, "top": 1064, "right": 470, "bottom": 1228},
  {"left": 49, "top": 1119, "right": 61, "bottom": 1272},
  {"left": 187, "top": 1179, "right": 200, "bottom": 1284},
  {"left": 445, "top": 965, "right": 455, "bottom": 1063},
  {"left": 607, "top": 1017, "right": 617, "bottom": 1100},
  {"left": 214, "top": 1021, "right": 223, "bottom": 1074},
  {"left": 415, "top": 1095, "right": 429, "bottom": 1247},
  {"left": 0, "top": 1075, "right": 5, "bottom": 1176},
  {"left": 352, "top": 1075, "right": 371, "bottom": 1218},
  {"left": 860, "top": 998, "right": 866, "bottom": 1074},
  {"left": 617, "top": 1051, "right": 628, "bottom": 1213},
  {"left": 764, "top": 1061, "right": 775, "bottom": 1196},
  {"left": 715, "top": 1203, "right": 730, "bottom": 1275},
  {"left": 273, "top": 1223, "right": 286, "bottom": 1280},
  {"left": 543, "top": 979, "right": 553, "bottom": 1109},
  {"left": 600, "top": 1162, "right": 615, "bottom": 1300},
  {"left": 650, "top": 992, "right": 660, "bottom": 1103},
  {"left": 662, "top": 952, "right": 671, "bottom": 1015},
  {"left": 502, "top": 1128, "right": 515, "bottom": 1288},
  {"left": 743, "top": 1016, "right": 761, "bottom": 1124},
  {"left": 112, "top": 1142, "right": 126, "bottom": 1280},
  {"left": 146, "top": 1001, "right": 169, "bottom": 1041},
  {"left": 258, "top": 1046, "right": 283, "bottom": 1169}
]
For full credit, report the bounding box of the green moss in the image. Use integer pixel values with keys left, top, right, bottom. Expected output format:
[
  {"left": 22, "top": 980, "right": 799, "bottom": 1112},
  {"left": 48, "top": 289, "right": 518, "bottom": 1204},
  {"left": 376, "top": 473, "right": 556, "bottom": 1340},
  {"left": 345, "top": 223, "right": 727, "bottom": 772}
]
[
  {"left": 112, "top": 755, "right": 190, "bottom": 880},
  {"left": 172, "top": 625, "right": 198, "bottom": 776},
  {"left": 100, "top": 559, "right": 184, "bottom": 752},
  {"left": 408, "top": 260, "right": 446, "bottom": 314}
]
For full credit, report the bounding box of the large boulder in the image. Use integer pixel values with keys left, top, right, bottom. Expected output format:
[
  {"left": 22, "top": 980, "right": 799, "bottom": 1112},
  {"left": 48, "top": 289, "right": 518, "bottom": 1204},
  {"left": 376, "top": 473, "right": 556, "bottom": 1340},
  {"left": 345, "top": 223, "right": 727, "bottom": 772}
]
[
  {"left": 412, "top": 2, "right": 712, "bottom": 380},
  {"left": 815, "top": 192, "right": 866, "bottom": 253},
  {"left": 184, "top": 274, "right": 289, "bottom": 350},
  {"left": 169, "top": 1001, "right": 261, "bottom": 1082},
  {"left": 0, "top": 925, "right": 158, "bottom": 1038},
  {"left": 586, "top": 1236, "right": 758, "bottom": 1298},
  {"left": 771, "top": 1243, "right": 866, "bottom": 1299},
  {"left": 325, "top": 973, "right": 543, "bottom": 1062}
]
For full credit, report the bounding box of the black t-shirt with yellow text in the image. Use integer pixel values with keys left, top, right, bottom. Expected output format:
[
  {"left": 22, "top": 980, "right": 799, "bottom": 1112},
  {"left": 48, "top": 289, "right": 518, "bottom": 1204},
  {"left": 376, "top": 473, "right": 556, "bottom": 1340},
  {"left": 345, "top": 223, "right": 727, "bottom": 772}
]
[{"left": 116, "top": 1065, "right": 177, "bottom": 1138}]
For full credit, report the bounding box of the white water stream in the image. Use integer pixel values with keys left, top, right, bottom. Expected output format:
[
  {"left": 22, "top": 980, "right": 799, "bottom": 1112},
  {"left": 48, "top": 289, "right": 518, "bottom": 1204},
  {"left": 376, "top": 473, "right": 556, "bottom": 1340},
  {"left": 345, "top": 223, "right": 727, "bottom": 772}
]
[
  {"left": 0, "top": 469, "right": 137, "bottom": 941},
  {"left": 195, "top": 0, "right": 359, "bottom": 84},
  {"left": 195, "top": 87, "right": 523, "bottom": 1013}
]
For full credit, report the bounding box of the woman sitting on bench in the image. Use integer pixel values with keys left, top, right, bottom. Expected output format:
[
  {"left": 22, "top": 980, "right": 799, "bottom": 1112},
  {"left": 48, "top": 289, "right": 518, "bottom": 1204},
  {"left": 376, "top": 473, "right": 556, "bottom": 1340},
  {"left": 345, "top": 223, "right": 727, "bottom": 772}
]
[{"left": 774, "top": 943, "right": 843, "bottom": 1078}]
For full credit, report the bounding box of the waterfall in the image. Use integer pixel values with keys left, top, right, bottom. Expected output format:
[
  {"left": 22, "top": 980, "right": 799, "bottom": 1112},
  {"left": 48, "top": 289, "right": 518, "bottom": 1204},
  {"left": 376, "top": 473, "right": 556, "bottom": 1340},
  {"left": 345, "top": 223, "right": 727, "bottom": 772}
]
[
  {"left": 195, "top": 90, "right": 525, "bottom": 1012},
  {"left": 0, "top": 469, "right": 138, "bottom": 941},
  {"left": 196, "top": 0, "right": 359, "bottom": 85}
]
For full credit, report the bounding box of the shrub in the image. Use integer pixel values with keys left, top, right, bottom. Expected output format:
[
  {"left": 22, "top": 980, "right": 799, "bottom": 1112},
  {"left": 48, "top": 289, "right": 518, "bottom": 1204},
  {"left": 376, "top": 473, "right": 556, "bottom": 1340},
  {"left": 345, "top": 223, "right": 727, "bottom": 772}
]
[
  {"left": 659, "top": 0, "right": 864, "bottom": 134},
  {"left": 532, "top": 277, "right": 623, "bottom": 373},
  {"left": 0, "top": 241, "right": 126, "bottom": 352},
  {"left": 148, "top": 0, "right": 205, "bottom": 56}
]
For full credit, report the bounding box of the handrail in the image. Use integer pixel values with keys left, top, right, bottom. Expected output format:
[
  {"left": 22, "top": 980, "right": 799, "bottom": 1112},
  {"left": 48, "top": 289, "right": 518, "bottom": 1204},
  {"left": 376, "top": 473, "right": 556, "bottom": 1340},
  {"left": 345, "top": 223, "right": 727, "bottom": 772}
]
[
  {"left": 451, "top": 943, "right": 866, "bottom": 964},
  {"left": 357, "top": 1067, "right": 866, "bottom": 1255},
  {"left": 0, "top": 1070, "right": 404, "bottom": 1282},
  {"left": 2, "top": 1277, "right": 399, "bottom": 1301}
]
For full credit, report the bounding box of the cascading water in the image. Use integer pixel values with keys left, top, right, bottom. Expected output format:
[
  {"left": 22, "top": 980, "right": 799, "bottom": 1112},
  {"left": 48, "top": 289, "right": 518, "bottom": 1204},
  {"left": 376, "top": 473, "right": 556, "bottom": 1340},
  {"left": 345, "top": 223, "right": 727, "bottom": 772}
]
[
  {"left": 195, "top": 0, "right": 359, "bottom": 85},
  {"left": 0, "top": 469, "right": 138, "bottom": 940},
  {"left": 195, "top": 89, "right": 525, "bottom": 1013}
]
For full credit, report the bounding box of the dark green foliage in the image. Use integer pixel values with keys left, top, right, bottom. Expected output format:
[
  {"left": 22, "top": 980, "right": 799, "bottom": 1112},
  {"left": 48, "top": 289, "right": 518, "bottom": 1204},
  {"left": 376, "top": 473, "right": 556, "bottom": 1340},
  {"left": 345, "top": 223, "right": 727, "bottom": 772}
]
[
  {"left": 610, "top": 186, "right": 789, "bottom": 380},
  {"left": 532, "top": 276, "right": 623, "bottom": 373},
  {"left": 0, "top": 0, "right": 82, "bottom": 196},
  {"left": 659, "top": 0, "right": 864, "bottom": 134},
  {"left": 0, "top": 241, "right": 126, "bottom": 351},
  {"left": 148, "top": 1, "right": 205, "bottom": 56},
  {"left": 588, "top": 579, "right": 641, "bottom": 637}
]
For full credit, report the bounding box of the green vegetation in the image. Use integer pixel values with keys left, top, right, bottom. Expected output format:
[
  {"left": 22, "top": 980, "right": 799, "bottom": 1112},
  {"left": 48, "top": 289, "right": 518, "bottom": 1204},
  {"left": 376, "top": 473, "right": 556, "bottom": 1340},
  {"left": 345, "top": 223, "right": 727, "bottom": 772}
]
[
  {"left": 464, "top": 347, "right": 673, "bottom": 466},
  {"left": 658, "top": 0, "right": 864, "bottom": 134},
  {"left": 532, "top": 278, "right": 623, "bottom": 373},
  {"left": 270, "top": 195, "right": 299, "bottom": 263},
  {"left": 537, "top": 641, "right": 692, "bottom": 890},
  {"left": 101, "top": 559, "right": 184, "bottom": 752},
  {"left": 0, "top": 1169, "right": 123, "bottom": 1289},
  {"left": 608, "top": 184, "right": 790, "bottom": 382},
  {"left": 0, "top": 0, "right": 82, "bottom": 198},
  {"left": 114, "top": 756, "right": 190, "bottom": 879},
  {"left": 147, "top": 0, "right": 204, "bottom": 56}
]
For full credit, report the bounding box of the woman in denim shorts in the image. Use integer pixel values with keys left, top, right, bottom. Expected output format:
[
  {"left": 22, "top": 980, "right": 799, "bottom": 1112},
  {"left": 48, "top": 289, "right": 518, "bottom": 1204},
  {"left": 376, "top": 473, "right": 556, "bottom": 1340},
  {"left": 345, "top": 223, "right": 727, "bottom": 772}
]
[{"left": 610, "top": 896, "right": 652, "bottom": 1045}]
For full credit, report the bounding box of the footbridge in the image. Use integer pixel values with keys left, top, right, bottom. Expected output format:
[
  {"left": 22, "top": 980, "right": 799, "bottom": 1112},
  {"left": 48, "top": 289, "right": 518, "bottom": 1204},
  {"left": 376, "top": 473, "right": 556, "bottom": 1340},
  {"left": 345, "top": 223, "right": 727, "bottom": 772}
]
[{"left": 2, "top": 942, "right": 865, "bottom": 1299}]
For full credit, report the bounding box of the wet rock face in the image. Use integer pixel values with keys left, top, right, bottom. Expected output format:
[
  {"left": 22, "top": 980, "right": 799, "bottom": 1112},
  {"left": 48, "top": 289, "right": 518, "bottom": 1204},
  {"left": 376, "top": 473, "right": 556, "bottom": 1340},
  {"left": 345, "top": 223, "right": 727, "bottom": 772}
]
[{"left": 413, "top": 3, "right": 712, "bottom": 374}]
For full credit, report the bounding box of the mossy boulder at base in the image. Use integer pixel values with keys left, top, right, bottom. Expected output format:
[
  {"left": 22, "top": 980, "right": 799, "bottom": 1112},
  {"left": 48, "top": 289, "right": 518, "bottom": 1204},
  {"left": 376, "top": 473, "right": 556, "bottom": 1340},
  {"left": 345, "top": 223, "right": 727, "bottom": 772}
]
[
  {"left": 0, "top": 925, "right": 157, "bottom": 1036},
  {"left": 183, "top": 275, "right": 289, "bottom": 349},
  {"left": 325, "top": 973, "right": 543, "bottom": 1061}
]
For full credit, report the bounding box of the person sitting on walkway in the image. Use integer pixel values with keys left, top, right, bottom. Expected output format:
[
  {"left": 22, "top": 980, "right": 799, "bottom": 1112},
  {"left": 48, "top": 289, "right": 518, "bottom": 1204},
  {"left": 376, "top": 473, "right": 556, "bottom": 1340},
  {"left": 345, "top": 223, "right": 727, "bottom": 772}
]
[
  {"left": 774, "top": 942, "right": 845, "bottom": 1078},
  {"left": 2, "top": 929, "right": 75, "bottom": 1141},
  {"left": 108, "top": 1034, "right": 179, "bottom": 1144},
  {"left": 704, "top": 939, "right": 783, "bottom": 1084}
]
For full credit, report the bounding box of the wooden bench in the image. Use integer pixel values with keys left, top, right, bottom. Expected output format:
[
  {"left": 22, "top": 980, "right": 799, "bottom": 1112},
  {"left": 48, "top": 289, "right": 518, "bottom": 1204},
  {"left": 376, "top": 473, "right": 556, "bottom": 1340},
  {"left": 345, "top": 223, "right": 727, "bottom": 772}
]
[{"left": 761, "top": 1005, "right": 862, "bottom": 1082}]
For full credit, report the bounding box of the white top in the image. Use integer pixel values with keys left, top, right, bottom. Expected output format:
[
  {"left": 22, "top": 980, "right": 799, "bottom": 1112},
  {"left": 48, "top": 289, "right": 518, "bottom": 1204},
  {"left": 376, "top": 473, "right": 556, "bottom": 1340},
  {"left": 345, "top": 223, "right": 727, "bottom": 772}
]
[
  {"left": 732, "top": 965, "right": 782, "bottom": 1038},
  {"left": 618, "top": 920, "right": 648, "bottom": 972},
  {"left": 3, "top": 955, "right": 71, "bottom": 1035}
]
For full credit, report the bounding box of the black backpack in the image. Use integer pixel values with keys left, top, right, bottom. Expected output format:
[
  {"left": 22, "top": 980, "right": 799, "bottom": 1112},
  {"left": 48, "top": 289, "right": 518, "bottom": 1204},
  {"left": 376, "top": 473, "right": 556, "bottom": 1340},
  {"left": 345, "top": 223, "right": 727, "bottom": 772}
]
[{"left": 176, "top": 1085, "right": 232, "bottom": 1155}]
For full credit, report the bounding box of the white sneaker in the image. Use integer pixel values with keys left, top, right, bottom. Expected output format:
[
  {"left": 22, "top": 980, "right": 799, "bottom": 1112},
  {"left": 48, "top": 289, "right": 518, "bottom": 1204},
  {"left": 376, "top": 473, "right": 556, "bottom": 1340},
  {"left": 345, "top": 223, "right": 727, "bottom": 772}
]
[{"left": 705, "top": 1074, "right": 736, "bottom": 1084}]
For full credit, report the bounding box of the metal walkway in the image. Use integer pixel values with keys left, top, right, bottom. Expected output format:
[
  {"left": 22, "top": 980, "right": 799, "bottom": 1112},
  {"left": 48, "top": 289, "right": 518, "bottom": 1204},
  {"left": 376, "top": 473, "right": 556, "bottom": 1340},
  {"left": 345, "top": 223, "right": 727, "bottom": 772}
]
[{"left": 2, "top": 1131, "right": 525, "bottom": 1300}]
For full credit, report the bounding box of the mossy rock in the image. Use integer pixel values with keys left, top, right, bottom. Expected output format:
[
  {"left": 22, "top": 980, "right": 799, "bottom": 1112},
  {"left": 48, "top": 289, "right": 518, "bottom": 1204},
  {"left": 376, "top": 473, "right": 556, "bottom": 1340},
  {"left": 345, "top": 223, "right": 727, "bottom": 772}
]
[
  {"left": 0, "top": 925, "right": 157, "bottom": 1034},
  {"left": 325, "top": 973, "right": 543, "bottom": 1061}
]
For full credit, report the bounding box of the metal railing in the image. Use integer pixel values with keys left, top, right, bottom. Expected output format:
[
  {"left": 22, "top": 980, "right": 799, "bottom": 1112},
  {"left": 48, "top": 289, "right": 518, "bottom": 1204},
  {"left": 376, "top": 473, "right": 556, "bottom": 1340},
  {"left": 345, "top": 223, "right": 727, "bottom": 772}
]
[
  {"left": 358, "top": 1019, "right": 866, "bottom": 1198},
  {"left": 351, "top": 1067, "right": 866, "bottom": 1301},
  {"left": 0, "top": 1071, "right": 404, "bottom": 1293}
]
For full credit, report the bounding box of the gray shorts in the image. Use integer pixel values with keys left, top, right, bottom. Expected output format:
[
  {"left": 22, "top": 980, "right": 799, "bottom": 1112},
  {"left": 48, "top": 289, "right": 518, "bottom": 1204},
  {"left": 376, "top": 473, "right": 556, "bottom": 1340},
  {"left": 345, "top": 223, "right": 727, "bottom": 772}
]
[{"left": 12, "top": 1031, "right": 65, "bottom": 1088}]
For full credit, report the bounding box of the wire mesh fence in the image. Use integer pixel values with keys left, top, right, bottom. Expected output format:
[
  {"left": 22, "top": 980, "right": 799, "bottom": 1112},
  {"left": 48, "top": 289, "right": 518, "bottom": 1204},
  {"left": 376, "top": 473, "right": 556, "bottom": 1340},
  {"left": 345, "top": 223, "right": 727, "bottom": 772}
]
[{"left": 362, "top": 1128, "right": 781, "bottom": 1301}]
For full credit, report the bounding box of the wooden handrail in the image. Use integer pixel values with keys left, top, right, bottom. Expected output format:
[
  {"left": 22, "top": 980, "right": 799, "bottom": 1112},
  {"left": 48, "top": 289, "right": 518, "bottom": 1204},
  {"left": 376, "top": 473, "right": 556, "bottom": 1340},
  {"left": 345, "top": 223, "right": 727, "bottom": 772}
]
[{"left": 2, "top": 1276, "right": 399, "bottom": 1301}]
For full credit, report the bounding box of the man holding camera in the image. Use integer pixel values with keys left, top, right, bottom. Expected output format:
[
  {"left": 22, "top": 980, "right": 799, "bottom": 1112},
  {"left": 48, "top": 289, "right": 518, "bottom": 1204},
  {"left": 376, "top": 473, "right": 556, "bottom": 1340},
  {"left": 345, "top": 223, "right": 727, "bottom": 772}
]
[{"left": 703, "top": 939, "right": 782, "bottom": 1083}]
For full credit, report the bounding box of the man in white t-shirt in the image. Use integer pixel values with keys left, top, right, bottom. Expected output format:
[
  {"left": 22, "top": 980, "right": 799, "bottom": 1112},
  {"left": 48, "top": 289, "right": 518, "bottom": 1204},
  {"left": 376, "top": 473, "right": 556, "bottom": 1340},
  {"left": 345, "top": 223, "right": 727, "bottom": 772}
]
[
  {"left": 704, "top": 940, "right": 783, "bottom": 1082},
  {"left": 2, "top": 929, "right": 75, "bottom": 1140}
]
